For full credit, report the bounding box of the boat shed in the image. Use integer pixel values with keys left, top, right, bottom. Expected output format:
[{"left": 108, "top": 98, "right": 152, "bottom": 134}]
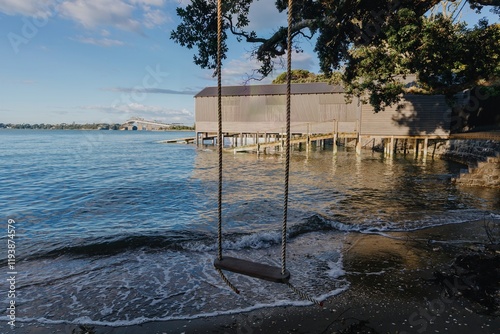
[{"left": 194, "top": 82, "right": 451, "bottom": 148}]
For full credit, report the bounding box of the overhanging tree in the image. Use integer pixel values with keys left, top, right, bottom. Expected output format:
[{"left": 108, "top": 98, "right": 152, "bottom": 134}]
[{"left": 171, "top": 0, "right": 500, "bottom": 111}]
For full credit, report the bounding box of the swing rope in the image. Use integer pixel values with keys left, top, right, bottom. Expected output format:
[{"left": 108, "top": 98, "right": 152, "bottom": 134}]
[
  {"left": 214, "top": 0, "right": 322, "bottom": 307},
  {"left": 282, "top": 0, "right": 322, "bottom": 306},
  {"left": 215, "top": 0, "right": 239, "bottom": 295},
  {"left": 216, "top": 0, "right": 223, "bottom": 263},
  {"left": 281, "top": 0, "right": 292, "bottom": 277}
]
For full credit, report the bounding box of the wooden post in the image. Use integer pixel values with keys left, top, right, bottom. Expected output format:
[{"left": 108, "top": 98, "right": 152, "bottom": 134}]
[
  {"left": 423, "top": 137, "right": 429, "bottom": 161},
  {"left": 280, "top": 129, "right": 283, "bottom": 152},
  {"left": 257, "top": 132, "right": 260, "bottom": 155},
  {"left": 389, "top": 136, "right": 394, "bottom": 157},
  {"left": 306, "top": 123, "right": 310, "bottom": 153},
  {"left": 333, "top": 120, "right": 338, "bottom": 155},
  {"left": 333, "top": 132, "right": 338, "bottom": 154},
  {"left": 414, "top": 139, "right": 419, "bottom": 159},
  {"left": 356, "top": 134, "right": 361, "bottom": 155}
]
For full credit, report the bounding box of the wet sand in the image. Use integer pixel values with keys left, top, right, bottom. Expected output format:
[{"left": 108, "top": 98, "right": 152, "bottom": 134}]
[{"left": 12, "top": 219, "right": 500, "bottom": 334}]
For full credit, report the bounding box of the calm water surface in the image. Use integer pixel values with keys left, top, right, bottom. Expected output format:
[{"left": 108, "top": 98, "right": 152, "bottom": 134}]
[{"left": 1, "top": 130, "right": 498, "bottom": 326}]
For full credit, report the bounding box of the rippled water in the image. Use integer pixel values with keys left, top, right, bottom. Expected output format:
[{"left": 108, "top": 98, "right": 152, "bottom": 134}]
[{"left": 0, "top": 130, "right": 498, "bottom": 326}]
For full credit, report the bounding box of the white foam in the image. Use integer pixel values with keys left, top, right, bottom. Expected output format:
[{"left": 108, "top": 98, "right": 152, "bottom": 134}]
[
  {"left": 329, "top": 209, "right": 493, "bottom": 234},
  {"left": 184, "top": 230, "right": 282, "bottom": 252},
  {"left": 490, "top": 213, "right": 500, "bottom": 220},
  {"left": 327, "top": 254, "right": 346, "bottom": 279},
  {"left": 12, "top": 232, "right": 349, "bottom": 328},
  {"left": 14, "top": 286, "right": 350, "bottom": 327}
]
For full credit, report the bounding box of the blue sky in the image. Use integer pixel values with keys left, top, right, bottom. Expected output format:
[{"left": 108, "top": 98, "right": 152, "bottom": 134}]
[{"left": 0, "top": 0, "right": 496, "bottom": 125}]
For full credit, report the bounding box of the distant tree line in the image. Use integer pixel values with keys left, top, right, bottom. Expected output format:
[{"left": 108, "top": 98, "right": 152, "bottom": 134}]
[
  {"left": 0, "top": 123, "right": 195, "bottom": 131},
  {"left": 166, "top": 124, "right": 195, "bottom": 130},
  {"left": 1, "top": 123, "right": 122, "bottom": 130}
]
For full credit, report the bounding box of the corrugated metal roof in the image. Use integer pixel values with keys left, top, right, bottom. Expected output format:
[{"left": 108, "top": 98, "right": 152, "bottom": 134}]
[{"left": 194, "top": 83, "right": 344, "bottom": 97}]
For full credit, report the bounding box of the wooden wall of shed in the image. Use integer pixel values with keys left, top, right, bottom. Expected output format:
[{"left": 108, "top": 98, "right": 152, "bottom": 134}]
[
  {"left": 196, "top": 93, "right": 451, "bottom": 137},
  {"left": 360, "top": 95, "right": 451, "bottom": 136},
  {"left": 195, "top": 94, "right": 359, "bottom": 134}
]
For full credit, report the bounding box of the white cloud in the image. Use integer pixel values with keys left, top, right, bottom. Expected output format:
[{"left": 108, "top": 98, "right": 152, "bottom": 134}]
[
  {"left": 0, "top": 0, "right": 170, "bottom": 31},
  {"left": 58, "top": 0, "right": 141, "bottom": 31},
  {"left": 174, "top": 0, "right": 192, "bottom": 6},
  {"left": 53, "top": 0, "right": 171, "bottom": 37},
  {"left": 143, "top": 8, "right": 169, "bottom": 28},
  {"left": 218, "top": 57, "right": 275, "bottom": 85},
  {"left": 129, "top": 0, "right": 165, "bottom": 6},
  {"left": 73, "top": 36, "right": 125, "bottom": 47},
  {"left": 0, "top": 0, "right": 54, "bottom": 17}
]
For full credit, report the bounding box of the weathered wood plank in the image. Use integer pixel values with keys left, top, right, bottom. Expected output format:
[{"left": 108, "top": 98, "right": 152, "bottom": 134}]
[{"left": 214, "top": 256, "right": 290, "bottom": 283}]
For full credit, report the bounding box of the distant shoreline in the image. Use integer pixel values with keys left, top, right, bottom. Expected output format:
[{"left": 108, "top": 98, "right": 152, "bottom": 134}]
[
  {"left": 0, "top": 128, "right": 194, "bottom": 131},
  {"left": 0, "top": 125, "right": 194, "bottom": 131}
]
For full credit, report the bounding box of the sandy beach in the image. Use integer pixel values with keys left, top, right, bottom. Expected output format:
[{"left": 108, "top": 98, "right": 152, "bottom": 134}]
[{"left": 12, "top": 219, "right": 498, "bottom": 334}]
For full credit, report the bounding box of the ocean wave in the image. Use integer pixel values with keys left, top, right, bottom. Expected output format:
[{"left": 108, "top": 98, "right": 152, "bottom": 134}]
[
  {"left": 25, "top": 231, "right": 210, "bottom": 259},
  {"left": 24, "top": 211, "right": 498, "bottom": 260}
]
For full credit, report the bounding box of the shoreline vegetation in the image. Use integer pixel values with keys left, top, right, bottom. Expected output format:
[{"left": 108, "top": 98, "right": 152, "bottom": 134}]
[
  {"left": 0, "top": 123, "right": 195, "bottom": 131},
  {"left": 11, "top": 219, "right": 499, "bottom": 334}
]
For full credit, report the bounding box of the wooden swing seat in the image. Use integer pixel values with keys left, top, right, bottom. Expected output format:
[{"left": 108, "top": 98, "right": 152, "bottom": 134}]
[{"left": 214, "top": 256, "right": 290, "bottom": 283}]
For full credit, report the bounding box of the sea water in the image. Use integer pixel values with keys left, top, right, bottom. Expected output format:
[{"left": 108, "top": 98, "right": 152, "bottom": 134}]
[{"left": 0, "top": 130, "right": 498, "bottom": 326}]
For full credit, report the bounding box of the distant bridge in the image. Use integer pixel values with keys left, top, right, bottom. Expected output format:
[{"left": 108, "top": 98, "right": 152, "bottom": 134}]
[{"left": 120, "top": 118, "right": 175, "bottom": 131}]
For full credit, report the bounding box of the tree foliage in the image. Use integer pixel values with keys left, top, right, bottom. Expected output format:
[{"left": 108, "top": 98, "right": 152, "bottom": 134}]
[
  {"left": 344, "top": 11, "right": 500, "bottom": 111},
  {"left": 171, "top": 0, "right": 500, "bottom": 111},
  {"left": 272, "top": 69, "right": 342, "bottom": 84}
]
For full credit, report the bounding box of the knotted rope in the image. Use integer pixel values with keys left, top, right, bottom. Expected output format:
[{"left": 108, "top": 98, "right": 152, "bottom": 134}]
[{"left": 216, "top": 0, "right": 223, "bottom": 262}]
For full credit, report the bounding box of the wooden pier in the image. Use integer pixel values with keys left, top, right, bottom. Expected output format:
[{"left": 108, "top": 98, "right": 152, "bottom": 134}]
[
  {"left": 158, "top": 137, "right": 196, "bottom": 144},
  {"left": 229, "top": 132, "right": 358, "bottom": 154},
  {"left": 195, "top": 129, "right": 457, "bottom": 161}
]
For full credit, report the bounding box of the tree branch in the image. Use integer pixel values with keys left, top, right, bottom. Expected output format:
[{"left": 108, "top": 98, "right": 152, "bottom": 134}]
[{"left": 223, "top": 14, "right": 267, "bottom": 43}]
